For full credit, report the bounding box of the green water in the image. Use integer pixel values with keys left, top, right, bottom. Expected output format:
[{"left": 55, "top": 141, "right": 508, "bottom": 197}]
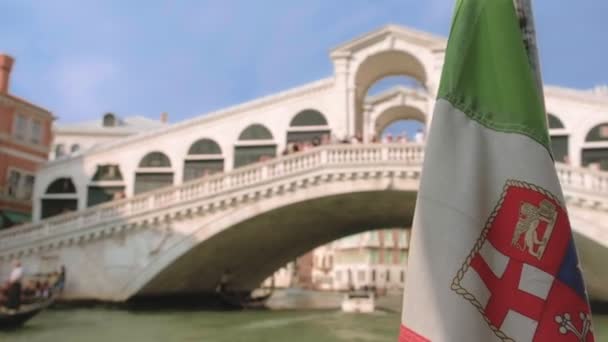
[{"left": 0, "top": 309, "right": 606, "bottom": 342}]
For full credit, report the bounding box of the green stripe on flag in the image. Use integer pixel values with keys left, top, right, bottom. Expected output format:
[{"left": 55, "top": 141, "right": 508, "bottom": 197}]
[{"left": 438, "top": 0, "right": 550, "bottom": 149}]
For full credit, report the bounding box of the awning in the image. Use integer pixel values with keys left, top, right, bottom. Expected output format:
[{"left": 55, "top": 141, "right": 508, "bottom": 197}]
[{"left": 0, "top": 210, "right": 31, "bottom": 227}]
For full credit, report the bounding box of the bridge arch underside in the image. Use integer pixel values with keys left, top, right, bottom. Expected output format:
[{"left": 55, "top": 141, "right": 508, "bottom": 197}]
[{"left": 132, "top": 190, "right": 417, "bottom": 300}]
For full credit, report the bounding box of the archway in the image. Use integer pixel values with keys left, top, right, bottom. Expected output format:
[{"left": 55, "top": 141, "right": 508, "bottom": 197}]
[
  {"left": 184, "top": 139, "right": 224, "bottom": 182},
  {"left": 87, "top": 164, "right": 126, "bottom": 207},
  {"left": 374, "top": 105, "right": 426, "bottom": 143},
  {"left": 353, "top": 50, "right": 429, "bottom": 138},
  {"left": 234, "top": 124, "right": 276, "bottom": 168},
  {"left": 41, "top": 178, "right": 78, "bottom": 219},
  {"left": 286, "top": 109, "right": 331, "bottom": 145},
  {"left": 582, "top": 122, "right": 608, "bottom": 170},
  {"left": 134, "top": 152, "right": 174, "bottom": 195},
  {"left": 548, "top": 113, "right": 569, "bottom": 163}
]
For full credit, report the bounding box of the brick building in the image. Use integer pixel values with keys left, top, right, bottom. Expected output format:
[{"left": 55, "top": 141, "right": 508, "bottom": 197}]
[{"left": 0, "top": 54, "right": 54, "bottom": 228}]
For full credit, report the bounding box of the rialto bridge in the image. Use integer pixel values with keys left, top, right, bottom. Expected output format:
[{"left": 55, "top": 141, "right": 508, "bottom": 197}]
[{"left": 1, "top": 25, "right": 607, "bottom": 303}]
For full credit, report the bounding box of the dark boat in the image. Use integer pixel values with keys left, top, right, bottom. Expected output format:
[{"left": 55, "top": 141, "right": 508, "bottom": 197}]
[
  {"left": 0, "top": 274, "right": 64, "bottom": 329},
  {"left": 218, "top": 287, "right": 274, "bottom": 309},
  {"left": 0, "top": 295, "right": 56, "bottom": 329}
]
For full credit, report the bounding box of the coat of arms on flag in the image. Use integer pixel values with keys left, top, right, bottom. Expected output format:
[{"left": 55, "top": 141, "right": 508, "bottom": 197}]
[{"left": 451, "top": 180, "right": 594, "bottom": 342}]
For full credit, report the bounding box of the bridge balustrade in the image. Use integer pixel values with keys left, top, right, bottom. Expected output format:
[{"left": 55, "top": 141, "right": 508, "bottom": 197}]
[{"left": 0, "top": 143, "right": 606, "bottom": 252}]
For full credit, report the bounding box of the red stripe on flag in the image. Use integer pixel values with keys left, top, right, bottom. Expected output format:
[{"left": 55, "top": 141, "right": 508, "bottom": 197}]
[{"left": 399, "top": 325, "right": 430, "bottom": 342}]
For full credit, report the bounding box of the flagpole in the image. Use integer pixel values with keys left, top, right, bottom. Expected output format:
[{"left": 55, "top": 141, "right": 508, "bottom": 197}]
[{"left": 513, "top": 0, "right": 545, "bottom": 108}]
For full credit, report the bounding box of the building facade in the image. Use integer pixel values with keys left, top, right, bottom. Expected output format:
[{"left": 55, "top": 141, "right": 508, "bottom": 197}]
[
  {"left": 265, "top": 229, "right": 410, "bottom": 292},
  {"left": 312, "top": 229, "right": 410, "bottom": 292},
  {"left": 50, "top": 112, "right": 168, "bottom": 160},
  {"left": 0, "top": 54, "right": 54, "bottom": 229}
]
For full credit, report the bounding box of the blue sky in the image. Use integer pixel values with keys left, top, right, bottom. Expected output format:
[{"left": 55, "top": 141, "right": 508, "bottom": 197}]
[{"left": 1, "top": 0, "right": 607, "bottom": 125}]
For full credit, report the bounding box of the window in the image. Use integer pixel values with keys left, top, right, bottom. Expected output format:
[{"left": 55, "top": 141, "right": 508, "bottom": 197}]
[
  {"left": 92, "top": 164, "right": 123, "bottom": 181},
  {"left": 71, "top": 144, "right": 80, "bottom": 153},
  {"left": 386, "top": 270, "right": 391, "bottom": 282},
  {"left": 7, "top": 170, "right": 20, "bottom": 197},
  {"left": 139, "top": 152, "right": 171, "bottom": 168},
  {"left": 13, "top": 114, "right": 28, "bottom": 140},
  {"left": 55, "top": 144, "right": 66, "bottom": 158},
  {"left": 5, "top": 170, "right": 34, "bottom": 200},
  {"left": 400, "top": 270, "right": 405, "bottom": 283},
  {"left": 30, "top": 120, "right": 42, "bottom": 144},
  {"left": 103, "top": 113, "right": 117, "bottom": 127}
]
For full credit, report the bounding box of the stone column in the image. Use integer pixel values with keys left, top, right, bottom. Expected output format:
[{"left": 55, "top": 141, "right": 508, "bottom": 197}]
[{"left": 331, "top": 52, "right": 352, "bottom": 140}]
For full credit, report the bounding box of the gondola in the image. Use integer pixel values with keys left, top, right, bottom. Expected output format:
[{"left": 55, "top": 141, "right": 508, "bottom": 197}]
[
  {"left": 0, "top": 295, "right": 56, "bottom": 329},
  {"left": 0, "top": 274, "right": 64, "bottom": 329},
  {"left": 218, "top": 286, "right": 274, "bottom": 309}
]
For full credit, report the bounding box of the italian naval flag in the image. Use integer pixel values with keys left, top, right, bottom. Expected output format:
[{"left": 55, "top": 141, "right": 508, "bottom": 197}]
[{"left": 400, "top": 1, "right": 595, "bottom": 341}]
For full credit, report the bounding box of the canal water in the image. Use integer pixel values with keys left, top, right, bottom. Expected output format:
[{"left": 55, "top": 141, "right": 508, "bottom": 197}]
[
  {"left": 1, "top": 290, "right": 607, "bottom": 341},
  {"left": 0, "top": 308, "right": 606, "bottom": 341}
]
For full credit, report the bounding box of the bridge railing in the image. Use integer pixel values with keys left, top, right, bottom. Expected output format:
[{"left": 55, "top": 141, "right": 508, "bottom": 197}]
[
  {"left": 0, "top": 143, "right": 425, "bottom": 248},
  {"left": 1, "top": 143, "right": 607, "bottom": 250},
  {"left": 555, "top": 163, "right": 608, "bottom": 195}
]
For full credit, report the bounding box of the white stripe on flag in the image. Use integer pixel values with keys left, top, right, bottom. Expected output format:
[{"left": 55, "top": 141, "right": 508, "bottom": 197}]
[
  {"left": 460, "top": 268, "right": 491, "bottom": 308},
  {"left": 501, "top": 310, "right": 538, "bottom": 342},
  {"left": 479, "top": 241, "right": 509, "bottom": 278},
  {"left": 518, "top": 263, "right": 554, "bottom": 300}
]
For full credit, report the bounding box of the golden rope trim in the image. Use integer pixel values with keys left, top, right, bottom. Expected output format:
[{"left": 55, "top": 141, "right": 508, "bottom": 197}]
[{"left": 450, "top": 179, "right": 564, "bottom": 342}]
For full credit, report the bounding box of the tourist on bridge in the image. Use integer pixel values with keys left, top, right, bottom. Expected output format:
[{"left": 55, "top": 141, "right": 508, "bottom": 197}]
[{"left": 414, "top": 128, "right": 425, "bottom": 143}]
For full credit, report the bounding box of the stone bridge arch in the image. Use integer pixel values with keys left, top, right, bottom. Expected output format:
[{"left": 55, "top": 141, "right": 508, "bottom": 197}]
[{"left": 122, "top": 173, "right": 421, "bottom": 300}]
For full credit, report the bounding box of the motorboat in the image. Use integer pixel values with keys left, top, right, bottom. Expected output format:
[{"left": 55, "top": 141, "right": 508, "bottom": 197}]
[{"left": 341, "top": 290, "right": 375, "bottom": 313}]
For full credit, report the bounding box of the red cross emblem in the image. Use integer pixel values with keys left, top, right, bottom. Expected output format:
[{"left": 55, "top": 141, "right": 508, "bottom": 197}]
[{"left": 452, "top": 180, "right": 594, "bottom": 341}]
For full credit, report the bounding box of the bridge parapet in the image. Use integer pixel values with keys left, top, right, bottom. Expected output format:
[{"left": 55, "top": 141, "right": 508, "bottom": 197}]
[
  {"left": 556, "top": 163, "right": 608, "bottom": 209},
  {"left": 0, "top": 143, "right": 606, "bottom": 256},
  {"left": 0, "top": 143, "right": 426, "bottom": 254}
]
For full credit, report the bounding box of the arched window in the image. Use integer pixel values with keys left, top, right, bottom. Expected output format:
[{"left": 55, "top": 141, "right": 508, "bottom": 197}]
[
  {"left": 547, "top": 114, "right": 568, "bottom": 163},
  {"left": 103, "top": 113, "right": 117, "bottom": 127},
  {"left": 88, "top": 164, "right": 126, "bottom": 207},
  {"left": 584, "top": 123, "right": 608, "bottom": 142},
  {"left": 234, "top": 124, "right": 276, "bottom": 168},
  {"left": 139, "top": 152, "right": 172, "bottom": 168},
  {"left": 287, "top": 109, "right": 331, "bottom": 144},
  {"left": 135, "top": 152, "right": 174, "bottom": 194},
  {"left": 55, "top": 144, "right": 65, "bottom": 158},
  {"left": 184, "top": 139, "right": 224, "bottom": 181},
  {"left": 188, "top": 139, "right": 222, "bottom": 155},
  {"left": 41, "top": 178, "right": 78, "bottom": 219},
  {"left": 46, "top": 178, "right": 76, "bottom": 194},
  {"left": 547, "top": 113, "right": 565, "bottom": 129},
  {"left": 289, "top": 109, "right": 328, "bottom": 126},
  {"left": 582, "top": 122, "right": 608, "bottom": 170},
  {"left": 238, "top": 124, "right": 273, "bottom": 140}
]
